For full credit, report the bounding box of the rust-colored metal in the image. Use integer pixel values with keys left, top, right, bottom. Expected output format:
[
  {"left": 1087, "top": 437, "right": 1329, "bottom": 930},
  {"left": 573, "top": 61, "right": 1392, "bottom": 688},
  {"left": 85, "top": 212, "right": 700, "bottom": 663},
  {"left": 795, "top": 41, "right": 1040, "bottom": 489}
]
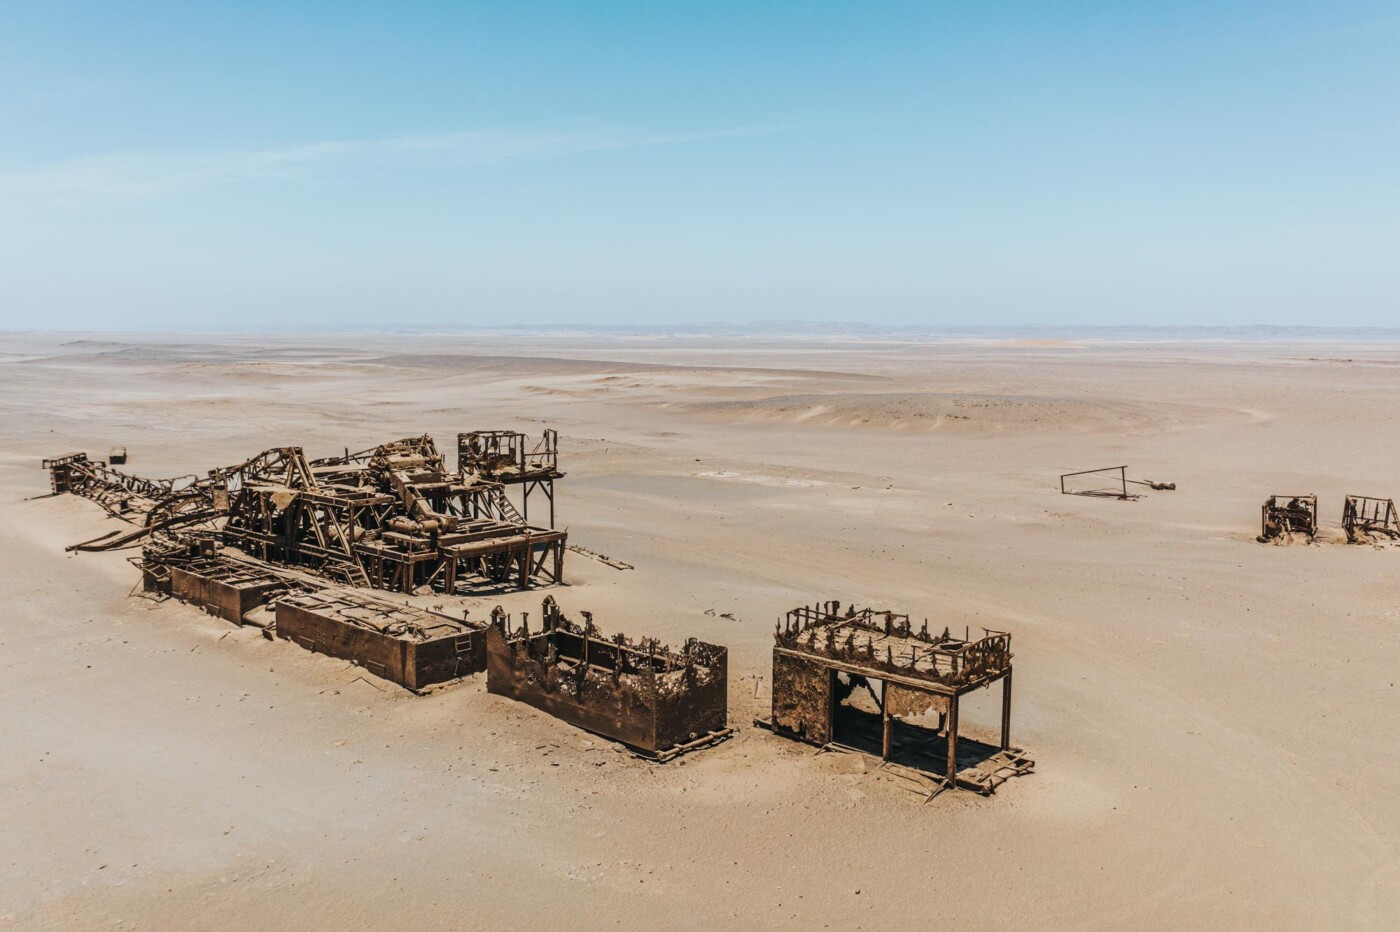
[
  {"left": 486, "top": 596, "right": 731, "bottom": 759},
  {"left": 1342, "top": 495, "right": 1399, "bottom": 544},
  {"left": 168, "top": 556, "right": 296, "bottom": 624},
  {"left": 275, "top": 589, "right": 487, "bottom": 692},
  {"left": 1060, "top": 465, "right": 1175, "bottom": 499},
  {"left": 458, "top": 429, "right": 563, "bottom": 527},
  {"left": 42, "top": 452, "right": 88, "bottom": 495},
  {"left": 39, "top": 434, "right": 568, "bottom": 593},
  {"left": 1260, "top": 494, "right": 1318, "bottom": 542},
  {"left": 763, "top": 600, "right": 1032, "bottom": 795},
  {"left": 42, "top": 433, "right": 573, "bottom": 689},
  {"left": 42, "top": 451, "right": 225, "bottom": 552}
]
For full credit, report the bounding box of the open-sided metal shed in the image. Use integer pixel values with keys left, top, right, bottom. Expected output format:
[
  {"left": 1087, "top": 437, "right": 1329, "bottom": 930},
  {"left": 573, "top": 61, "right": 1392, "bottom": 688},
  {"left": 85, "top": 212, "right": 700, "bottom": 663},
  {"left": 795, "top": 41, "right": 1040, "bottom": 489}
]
[{"left": 768, "top": 600, "right": 1032, "bottom": 794}]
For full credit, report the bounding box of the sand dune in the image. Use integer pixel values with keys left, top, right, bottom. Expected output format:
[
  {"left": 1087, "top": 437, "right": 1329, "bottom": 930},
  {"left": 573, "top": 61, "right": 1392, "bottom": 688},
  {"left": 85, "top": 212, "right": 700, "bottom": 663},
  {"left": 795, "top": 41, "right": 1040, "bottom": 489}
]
[
  {"left": 4, "top": 332, "right": 1400, "bottom": 929},
  {"left": 676, "top": 390, "right": 1229, "bottom": 434}
]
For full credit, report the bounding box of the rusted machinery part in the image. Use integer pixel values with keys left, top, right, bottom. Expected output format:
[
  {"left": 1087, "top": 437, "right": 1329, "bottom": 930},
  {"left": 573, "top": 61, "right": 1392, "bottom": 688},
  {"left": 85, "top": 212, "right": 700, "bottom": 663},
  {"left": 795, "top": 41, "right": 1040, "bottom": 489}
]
[
  {"left": 65, "top": 528, "right": 124, "bottom": 552},
  {"left": 566, "top": 544, "right": 633, "bottom": 570},
  {"left": 1125, "top": 478, "right": 1176, "bottom": 490},
  {"left": 647, "top": 728, "right": 735, "bottom": 762},
  {"left": 67, "top": 509, "right": 220, "bottom": 552}
]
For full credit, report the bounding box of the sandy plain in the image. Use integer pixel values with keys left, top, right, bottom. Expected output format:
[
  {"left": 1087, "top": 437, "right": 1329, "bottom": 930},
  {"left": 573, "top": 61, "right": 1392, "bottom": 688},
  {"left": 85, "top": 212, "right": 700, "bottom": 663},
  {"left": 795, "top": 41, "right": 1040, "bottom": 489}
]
[{"left": 3, "top": 331, "right": 1400, "bottom": 929}]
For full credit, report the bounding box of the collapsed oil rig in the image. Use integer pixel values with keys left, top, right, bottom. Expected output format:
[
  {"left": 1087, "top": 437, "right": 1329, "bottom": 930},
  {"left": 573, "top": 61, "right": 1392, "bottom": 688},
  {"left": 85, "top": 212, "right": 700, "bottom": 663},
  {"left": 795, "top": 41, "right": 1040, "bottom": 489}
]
[
  {"left": 47, "top": 432, "right": 565, "bottom": 593},
  {"left": 41, "top": 432, "right": 1031, "bottom": 789},
  {"left": 43, "top": 431, "right": 731, "bottom": 762}
]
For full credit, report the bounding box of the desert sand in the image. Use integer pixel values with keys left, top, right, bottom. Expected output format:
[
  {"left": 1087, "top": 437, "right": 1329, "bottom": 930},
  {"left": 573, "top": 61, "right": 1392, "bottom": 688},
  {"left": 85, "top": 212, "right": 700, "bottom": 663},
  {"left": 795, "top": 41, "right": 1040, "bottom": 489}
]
[{"left": 3, "top": 331, "right": 1400, "bottom": 929}]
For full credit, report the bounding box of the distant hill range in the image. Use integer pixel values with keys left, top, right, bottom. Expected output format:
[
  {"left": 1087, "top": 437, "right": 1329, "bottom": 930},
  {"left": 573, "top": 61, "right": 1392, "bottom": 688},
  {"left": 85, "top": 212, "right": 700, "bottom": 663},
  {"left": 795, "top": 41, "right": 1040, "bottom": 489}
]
[{"left": 386, "top": 321, "right": 1400, "bottom": 342}]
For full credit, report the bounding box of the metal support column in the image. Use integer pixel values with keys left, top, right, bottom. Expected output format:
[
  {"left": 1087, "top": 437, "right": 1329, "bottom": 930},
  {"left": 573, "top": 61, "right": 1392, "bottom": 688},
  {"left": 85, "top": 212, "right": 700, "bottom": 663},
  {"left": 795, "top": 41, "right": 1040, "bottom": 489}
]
[{"left": 1001, "top": 671, "right": 1013, "bottom": 750}]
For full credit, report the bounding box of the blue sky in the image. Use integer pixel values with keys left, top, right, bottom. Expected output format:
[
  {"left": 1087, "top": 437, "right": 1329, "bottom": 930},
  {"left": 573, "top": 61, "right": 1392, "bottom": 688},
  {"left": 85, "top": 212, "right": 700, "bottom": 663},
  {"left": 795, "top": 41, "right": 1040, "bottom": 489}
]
[{"left": 1, "top": 1, "right": 1396, "bottom": 330}]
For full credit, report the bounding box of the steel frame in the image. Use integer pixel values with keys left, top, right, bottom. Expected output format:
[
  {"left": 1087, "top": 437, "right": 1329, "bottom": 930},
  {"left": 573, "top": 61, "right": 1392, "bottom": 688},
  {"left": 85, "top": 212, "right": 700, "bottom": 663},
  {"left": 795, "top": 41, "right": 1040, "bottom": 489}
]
[
  {"left": 1260, "top": 494, "right": 1318, "bottom": 541},
  {"left": 766, "top": 600, "right": 1031, "bottom": 794},
  {"left": 458, "top": 429, "right": 564, "bottom": 527},
  {"left": 1343, "top": 495, "right": 1400, "bottom": 543}
]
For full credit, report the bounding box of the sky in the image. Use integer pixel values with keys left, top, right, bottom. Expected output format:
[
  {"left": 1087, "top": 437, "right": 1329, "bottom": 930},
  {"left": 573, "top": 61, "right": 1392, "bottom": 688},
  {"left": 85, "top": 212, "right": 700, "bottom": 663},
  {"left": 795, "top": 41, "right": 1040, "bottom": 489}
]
[{"left": 0, "top": 1, "right": 1396, "bottom": 331}]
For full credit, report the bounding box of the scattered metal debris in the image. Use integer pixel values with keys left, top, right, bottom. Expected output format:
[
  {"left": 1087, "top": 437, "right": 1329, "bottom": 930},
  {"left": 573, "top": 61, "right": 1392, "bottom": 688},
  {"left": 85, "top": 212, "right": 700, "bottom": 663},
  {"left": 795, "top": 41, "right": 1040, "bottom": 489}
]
[
  {"left": 566, "top": 544, "right": 634, "bottom": 571},
  {"left": 1260, "top": 494, "right": 1318, "bottom": 542},
  {"left": 758, "top": 600, "right": 1031, "bottom": 795},
  {"left": 487, "top": 596, "right": 731, "bottom": 760},
  {"left": 1060, "top": 465, "right": 1175, "bottom": 499},
  {"left": 1343, "top": 495, "right": 1400, "bottom": 544},
  {"left": 108, "top": 446, "right": 128, "bottom": 465}
]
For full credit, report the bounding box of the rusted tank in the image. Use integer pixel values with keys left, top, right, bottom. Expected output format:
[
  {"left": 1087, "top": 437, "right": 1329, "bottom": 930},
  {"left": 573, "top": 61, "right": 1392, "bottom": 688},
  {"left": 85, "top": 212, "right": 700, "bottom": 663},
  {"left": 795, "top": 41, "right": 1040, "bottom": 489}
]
[
  {"left": 168, "top": 556, "right": 290, "bottom": 624},
  {"left": 275, "top": 589, "right": 486, "bottom": 692}
]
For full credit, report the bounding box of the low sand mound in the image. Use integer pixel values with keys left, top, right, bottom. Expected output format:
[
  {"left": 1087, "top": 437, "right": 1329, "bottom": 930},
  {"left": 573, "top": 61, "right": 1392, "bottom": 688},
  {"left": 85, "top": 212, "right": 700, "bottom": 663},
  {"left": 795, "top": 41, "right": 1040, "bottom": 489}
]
[
  {"left": 1000, "top": 338, "right": 1086, "bottom": 349},
  {"left": 677, "top": 391, "right": 1194, "bottom": 434}
]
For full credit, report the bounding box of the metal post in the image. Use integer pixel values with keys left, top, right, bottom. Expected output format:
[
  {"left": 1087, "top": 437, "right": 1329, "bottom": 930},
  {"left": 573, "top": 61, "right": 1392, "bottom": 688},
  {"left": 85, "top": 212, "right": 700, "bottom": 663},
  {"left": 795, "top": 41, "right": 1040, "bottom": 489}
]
[
  {"left": 1001, "top": 671, "right": 1012, "bottom": 750},
  {"left": 946, "top": 695, "right": 959, "bottom": 785}
]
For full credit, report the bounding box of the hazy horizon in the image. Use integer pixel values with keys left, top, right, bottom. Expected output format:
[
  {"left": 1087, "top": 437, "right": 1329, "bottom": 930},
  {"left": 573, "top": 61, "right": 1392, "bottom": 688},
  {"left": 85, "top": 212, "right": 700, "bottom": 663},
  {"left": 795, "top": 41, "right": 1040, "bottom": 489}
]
[
  {"left": 8, "top": 322, "right": 1400, "bottom": 343},
  {"left": 2, "top": 3, "right": 1396, "bottom": 330}
]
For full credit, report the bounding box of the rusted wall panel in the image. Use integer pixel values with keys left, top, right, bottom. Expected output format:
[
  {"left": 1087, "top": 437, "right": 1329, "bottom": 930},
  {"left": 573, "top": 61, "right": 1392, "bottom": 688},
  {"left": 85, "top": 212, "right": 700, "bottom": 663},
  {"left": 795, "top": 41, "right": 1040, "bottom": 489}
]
[
  {"left": 654, "top": 647, "right": 728, "bottom": 751},
  {"left": 409, "top": 631, "right": 486, "bottom": 690},
  {"left": 771, "top": 653, "right": 831, "bottom": 745},
  {"left": 276, "top": 601, "right": 409, "bottom": 685},
  {"left": 886, "top": 683, "right": 948, "bottom": 719},
  {"left": 486, "top": 623, "right": 728, "bottom": 755},
  {"left": 486, "top": 626, "right": 659, "bottom": 749}
]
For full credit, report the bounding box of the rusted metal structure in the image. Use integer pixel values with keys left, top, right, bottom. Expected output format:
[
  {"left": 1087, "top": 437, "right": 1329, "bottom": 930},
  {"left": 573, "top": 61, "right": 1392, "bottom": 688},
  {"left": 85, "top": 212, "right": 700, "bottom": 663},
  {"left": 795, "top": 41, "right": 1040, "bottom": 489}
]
[
  {"left": 486, "top": 596, "right": 731, "bottom": 760},
  {"left": 458, "top": 429, "right": 563, "bottom": 527},
  {"left": 218, "top": 436, "right": 566, "bottom": 592},
  {"left": 43, "top": 452, "right": 90, "bottom": 495},
  {"left": 167, "top": 556, "right": 295, "bottom": 624},
  {"left": 1060, "top": 465, "right": 1175, "bottom": 499},
  {"left": 134, "top": 534, "right": 302, "bottom": 610},
  {"left": 1061, "top": 465, "right": 1134, "bottom": 499},
  {"left": 276, "top": 589, "right": 487, "bottom": 692},
  {"left": 1343, "top": 495, "right": 1400, "bottom": 544},
  {"left": 1260, "top": 494, "right": 1318, "bottom": 542},
  {"left": 131, "top": 535, "right": 485, "bottom": 691},
  {"left": 43, "top": 451, "right": 195, "bottom": 518},
  {"left": 41, "top": 452, "right": 224, "bottom": 552},
  {"left": 43, "top": 434, "right": 566, "bottom": 594},
  {"left": 765, "top": 600, "right": 1032, "bottom": 794}
]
